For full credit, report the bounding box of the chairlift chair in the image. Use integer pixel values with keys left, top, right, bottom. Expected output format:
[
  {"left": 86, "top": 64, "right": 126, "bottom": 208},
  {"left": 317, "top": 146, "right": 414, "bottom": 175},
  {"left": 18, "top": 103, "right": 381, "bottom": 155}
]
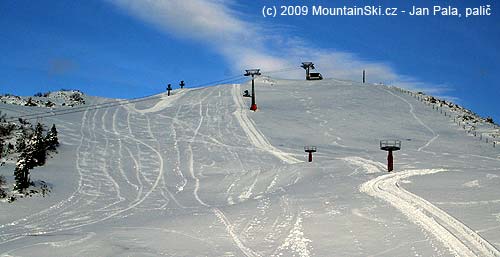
[
  {"left": 307, "top": 72, "right": 323, "bottom": 80},
  {"left": 301, "top": 62, "right": 323, "bottom": 80}
]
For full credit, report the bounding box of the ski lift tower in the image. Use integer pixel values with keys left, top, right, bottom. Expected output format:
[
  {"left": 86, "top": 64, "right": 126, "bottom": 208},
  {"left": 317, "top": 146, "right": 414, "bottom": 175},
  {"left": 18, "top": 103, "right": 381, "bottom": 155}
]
[
  {"left": 301, "top": 62, "right": 314, "bottom": 80},
  {"left": 304, "top": 146, "right": 317, "bottom": 162},
  {"left": 244, "top": 69, "right": 261, "bottom": 111},
  {"left": 301, "top": 62, "right": 323, "bottom": 80},
  {"left": 179, "top": 80, "right": 185, "bottom": 89},
  {"left": 380, "top": 140, "right": 401, "bottom": 172},
  {"left": 166, "top": 84, "right": 173, "bottom": 96}
]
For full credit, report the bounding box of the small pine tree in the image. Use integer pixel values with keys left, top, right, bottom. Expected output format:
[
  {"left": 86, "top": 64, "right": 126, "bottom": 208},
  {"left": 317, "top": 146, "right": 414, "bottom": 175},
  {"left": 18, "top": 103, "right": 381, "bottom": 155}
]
[
  {"left": 32, "top": 123, "right": 46, "bottom": 166},
  {"left": 16, "top": 130, "right": 28, "bottom": 153},
  {"left": 14, "top": 141, "right": 36, "bottom": 191},
  {"left": 45, "top": 124, "right": 59, "bottom": 150},
  {"left": 14, "top": 157, "right": 31, "bottom": 191}
]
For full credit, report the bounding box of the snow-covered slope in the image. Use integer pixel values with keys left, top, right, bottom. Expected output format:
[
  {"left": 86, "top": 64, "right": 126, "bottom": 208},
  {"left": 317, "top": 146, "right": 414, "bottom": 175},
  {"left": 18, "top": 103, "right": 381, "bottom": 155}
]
[{"left": 0, "top": 78, "right": 499, "bottom": 256}]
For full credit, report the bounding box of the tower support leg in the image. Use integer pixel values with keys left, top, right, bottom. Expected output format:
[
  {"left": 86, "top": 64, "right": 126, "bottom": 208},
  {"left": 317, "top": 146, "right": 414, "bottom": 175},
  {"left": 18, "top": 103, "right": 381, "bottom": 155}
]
[
  {"left": 250, "top": 78, "right": 257, "bottom": 111},
  {"left": 308, "top": 152, "right": 313, "bottom": 162},
  {"left": 387, "top": 150, "right": 393, "bottom": 172}
]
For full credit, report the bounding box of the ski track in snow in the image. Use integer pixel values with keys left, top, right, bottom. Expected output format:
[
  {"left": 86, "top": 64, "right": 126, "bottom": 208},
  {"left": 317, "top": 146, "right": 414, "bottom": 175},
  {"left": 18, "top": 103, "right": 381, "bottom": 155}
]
[
  {"left": 360, "top": 169, "right": 500, "bottom": 257},
  {"left": 188, "top": 144, "right": 210, "bottom": 207},
  {"left": 129, "top": 90, "right": 188, "bottom": 114},
  {"left": 171, "top": 105, "right": 188, "bottom": 192},
  {"left": 238, "top": 169, "right": 260, "bottom": 202},
  {"left": 0, "top": 232, "right": 97, "bottom": 256},
  {"left": 112, "top": 108, "right": 140, "bottom": 192},
  {"left": 0, "top": 104, "right": 169, "bottom": 244},
  {"left": 341, "top": 156, "right": 386, "bottom": 174},
  {"left": 231, "top": 84, "right": 301, "bottom": 164},
  {"left": 384, "top": 88, "right": 439, "bottom": 154},
  {"left": 4, "top": 82, "right": 499, "bottom": 256},
  {"left": 214, "top": 208, "right": 261, "bottom": 257},
  {"left": 275, "top": 213, "right": 312, "bottom": 257}
]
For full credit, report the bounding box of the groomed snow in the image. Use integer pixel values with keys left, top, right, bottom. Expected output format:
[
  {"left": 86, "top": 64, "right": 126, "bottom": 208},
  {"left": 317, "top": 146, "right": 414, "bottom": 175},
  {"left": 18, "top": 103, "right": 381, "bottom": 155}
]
[{"left": 1, "top": 77, "right": 499, "bottom": 256}]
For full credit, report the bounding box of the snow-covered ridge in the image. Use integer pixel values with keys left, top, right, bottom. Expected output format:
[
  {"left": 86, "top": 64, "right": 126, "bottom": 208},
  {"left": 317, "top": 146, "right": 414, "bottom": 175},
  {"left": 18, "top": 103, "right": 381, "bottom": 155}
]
[
  {"left": 0, "top": 90, "right": 86, "bottom": 108},
  {"left": 392, "top": 86, "right": 499, "bottom": 147}
]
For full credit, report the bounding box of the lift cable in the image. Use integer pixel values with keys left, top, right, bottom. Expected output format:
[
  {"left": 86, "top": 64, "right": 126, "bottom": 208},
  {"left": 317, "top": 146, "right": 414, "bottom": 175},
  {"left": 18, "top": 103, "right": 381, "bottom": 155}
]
[
  {"left": 261, "top": 66, "right": 300, "bottom": 75},
  {"left": 1, "top": 69, "right": 290, "bottom": 122},
  {"left": 1, "top": 67, "right": 301, "bottom": 122}
]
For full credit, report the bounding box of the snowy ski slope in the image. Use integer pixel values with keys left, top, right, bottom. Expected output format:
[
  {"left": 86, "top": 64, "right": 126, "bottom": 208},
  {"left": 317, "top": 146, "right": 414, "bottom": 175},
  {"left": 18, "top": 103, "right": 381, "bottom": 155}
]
[{"left": 0, "top": 78, "right": 499, "bottom": 256}]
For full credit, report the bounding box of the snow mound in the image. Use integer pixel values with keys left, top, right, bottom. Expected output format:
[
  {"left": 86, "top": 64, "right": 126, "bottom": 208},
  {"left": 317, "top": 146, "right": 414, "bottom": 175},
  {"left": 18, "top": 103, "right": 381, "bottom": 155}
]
[{"left": 462, "top": 180, "right": 481, "bottom": 188}]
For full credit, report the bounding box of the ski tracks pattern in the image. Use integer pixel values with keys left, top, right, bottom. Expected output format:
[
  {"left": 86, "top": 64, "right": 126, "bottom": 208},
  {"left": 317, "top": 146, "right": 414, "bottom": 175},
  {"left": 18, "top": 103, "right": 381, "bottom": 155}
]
[
  {"left": 361, "top": 169, "right": 500, "bottom": 257},
  {"left": 231, "top": 84, "right": 302, "bottom": 164},
  {"left": 1, "top": 85, "right": 308, "bottom": 256},
  {"left": 0, "top": 104, "right": 167, "bottom": 244},
  {"left": 384, "top": 88, "right": 439, "bottom": 154}
]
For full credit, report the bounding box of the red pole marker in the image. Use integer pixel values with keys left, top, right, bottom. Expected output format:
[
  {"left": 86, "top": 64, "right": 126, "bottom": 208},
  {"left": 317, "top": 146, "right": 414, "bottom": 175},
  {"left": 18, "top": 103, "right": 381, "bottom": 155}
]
[
  {"left": 380, "top": 140, "right": 401, "bottom": 172},
  {"left": 388, "top": 150, "right": 393, "bottom": 172},
  {"left": 244, "top": 69, "right": 261, "bottom": 111},
  {"left": 304, "top": 146, "right": 317, "bottom": 162}
]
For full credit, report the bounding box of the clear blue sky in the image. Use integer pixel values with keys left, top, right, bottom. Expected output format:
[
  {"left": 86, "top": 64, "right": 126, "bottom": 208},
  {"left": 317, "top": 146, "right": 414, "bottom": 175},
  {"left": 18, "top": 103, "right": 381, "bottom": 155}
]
[{"left": 1, "top": 0, "right": 499, "bottom": 121}]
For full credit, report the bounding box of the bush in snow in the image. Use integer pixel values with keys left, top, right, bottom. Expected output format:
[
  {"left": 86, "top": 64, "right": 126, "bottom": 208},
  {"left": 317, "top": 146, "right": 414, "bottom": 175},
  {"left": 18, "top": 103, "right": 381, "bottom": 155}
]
[
  {"left": 25, "top": 97, "right": 37, "bottom": 107},
  {"left": 0, "top": 175, "right": 6, "bottom": 198},
  {"left": 18, "top": 118, "right": 30, "bottom": 126},
  {"left": 0, "top": 112, "right": 15, "bottom": 138},
  {"left": 0, "top": 117, "right": 15, "bottom": 139},
  {"left": 0, "top": 123, "right": 15, "bottom": 138},
  {"left": 69, "top": 92, "right": 85, "bottom": 104},
  {"left": 9, "top": 121, "right": 58, "bottom": 194},
  {"left": 45, "top": 100, "right": 55, "bottom": 108},
  {"left": 45, "top": 124, "right": 59, "bottom": 151}
]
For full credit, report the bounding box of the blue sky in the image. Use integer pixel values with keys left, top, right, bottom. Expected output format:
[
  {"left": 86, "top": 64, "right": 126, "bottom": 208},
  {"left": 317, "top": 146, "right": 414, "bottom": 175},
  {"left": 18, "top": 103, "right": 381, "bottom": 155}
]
[{"left": 0, "top": 0, "right": 499, "bottom": 121}]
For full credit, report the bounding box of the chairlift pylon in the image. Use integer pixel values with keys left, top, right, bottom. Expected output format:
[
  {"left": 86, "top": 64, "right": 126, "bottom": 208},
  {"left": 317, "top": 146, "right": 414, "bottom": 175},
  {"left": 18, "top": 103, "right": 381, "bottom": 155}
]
[{"left": 301, "top": 62, "right": 323, "bottom": 80}]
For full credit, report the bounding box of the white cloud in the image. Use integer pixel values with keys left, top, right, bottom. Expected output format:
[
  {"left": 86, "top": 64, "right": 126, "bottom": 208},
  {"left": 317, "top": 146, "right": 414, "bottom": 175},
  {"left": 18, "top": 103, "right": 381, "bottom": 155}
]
[
  {"left": 108, "top": 0, "right": 453, "bottom": 97},
  {"left": 109, "top": 0, "right": 246, "bottom": 42}
]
